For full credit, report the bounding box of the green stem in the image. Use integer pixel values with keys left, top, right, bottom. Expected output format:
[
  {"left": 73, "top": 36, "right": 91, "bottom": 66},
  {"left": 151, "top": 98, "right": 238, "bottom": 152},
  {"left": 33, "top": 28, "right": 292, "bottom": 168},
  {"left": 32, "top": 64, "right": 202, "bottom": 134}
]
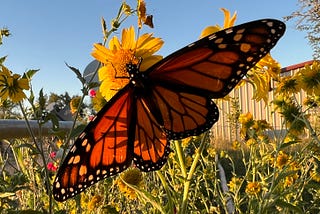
[
  {"left": 156, "top": 170, "right": 175, "bottom": 213},
  {"left": 62, "top": 93, "right": 86, "bottom": 161},
  {"left": 180, "top": 132, "right": 209, "bottom": 214},
  {"left": 18, "top": 101, "right": 53, "bottom": 214},
  {"left": 174, "top": 140, "right": 187, "bottom": 178}
]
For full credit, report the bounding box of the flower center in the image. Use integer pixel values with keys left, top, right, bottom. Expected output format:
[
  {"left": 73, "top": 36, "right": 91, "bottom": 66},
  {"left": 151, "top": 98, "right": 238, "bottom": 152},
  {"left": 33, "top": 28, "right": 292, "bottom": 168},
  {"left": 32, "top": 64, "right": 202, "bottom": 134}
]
[{"left": 112, "top": 49, "right": 139, "bottom": 77}]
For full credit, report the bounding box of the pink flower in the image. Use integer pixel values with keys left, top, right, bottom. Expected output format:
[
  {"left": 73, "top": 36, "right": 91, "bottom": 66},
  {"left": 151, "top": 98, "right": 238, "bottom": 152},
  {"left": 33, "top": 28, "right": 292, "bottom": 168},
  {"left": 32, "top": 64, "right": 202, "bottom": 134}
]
[
  {"left": 49, "top": 151, "right": 56, "bottom": 159},
  {"left": 89, "top": 89, "right": 96, "bottom": 98},
  {"left": 88, "top": 115, "right": 95, "bottom": 121},
  {"left": 47, "top": 162, "right": 58, "bottom": 171}
]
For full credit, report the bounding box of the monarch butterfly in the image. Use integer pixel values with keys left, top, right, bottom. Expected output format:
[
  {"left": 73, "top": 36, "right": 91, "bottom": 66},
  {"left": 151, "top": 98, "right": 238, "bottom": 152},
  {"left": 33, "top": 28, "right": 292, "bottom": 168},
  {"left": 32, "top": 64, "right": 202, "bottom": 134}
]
[{"left": 53, "top": 19, "right": 285, "bottom": 201}]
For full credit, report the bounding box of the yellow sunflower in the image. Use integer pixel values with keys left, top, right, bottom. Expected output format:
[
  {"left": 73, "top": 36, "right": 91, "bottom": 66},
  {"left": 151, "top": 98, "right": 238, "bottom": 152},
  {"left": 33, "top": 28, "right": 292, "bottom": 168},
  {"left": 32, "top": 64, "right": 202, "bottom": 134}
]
[
  {"left": 245, "top": 181, "right": 261, "bottom": 196},
  {"left": 200, "top": 8, "right": 237, "bottom": 38},
  {"left": 115, "top": 167, "right": 144, "bottom": 200},
  {"left": 297, "top": 61, "right": 320, "bottom": 96},
  {"left": 0, "top": 65, "right": 29, "bottom": 103},
  {"left": 92, "top": 26, "right": 163, "bottom": 101}
]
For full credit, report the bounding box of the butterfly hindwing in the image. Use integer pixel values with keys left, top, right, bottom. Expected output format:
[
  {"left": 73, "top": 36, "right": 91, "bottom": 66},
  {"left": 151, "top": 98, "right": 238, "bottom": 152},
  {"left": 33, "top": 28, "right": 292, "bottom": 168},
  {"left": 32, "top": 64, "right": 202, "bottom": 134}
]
[
  {"left": 133, "top": 96, "right": 171, "bottom": 171},
  {"left": 151, "top": 84, "right": 219, "bottom": 139}
]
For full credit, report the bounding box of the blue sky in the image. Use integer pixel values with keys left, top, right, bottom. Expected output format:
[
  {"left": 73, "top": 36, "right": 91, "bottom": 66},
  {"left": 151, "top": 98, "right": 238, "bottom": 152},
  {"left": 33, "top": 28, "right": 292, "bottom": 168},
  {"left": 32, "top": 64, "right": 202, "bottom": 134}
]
[{"left": 0, "top": 0, "right": 313, "bottom": 96}]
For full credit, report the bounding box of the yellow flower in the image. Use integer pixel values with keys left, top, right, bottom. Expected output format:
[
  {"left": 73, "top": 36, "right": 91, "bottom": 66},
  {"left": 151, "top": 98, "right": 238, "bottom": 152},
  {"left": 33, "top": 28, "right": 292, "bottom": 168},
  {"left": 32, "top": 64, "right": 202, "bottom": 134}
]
[
  {"left": 247, "top": 54, "right": 281, "bottom": 103},
  {"left": 228, "top": 177, "right": 243, "bottom": 192},
  {"left": 272, "top": 95, "right": 306, "bottom": 135},
  {"left": 303, "top": 96, "right": 320, "bottom": 108},
  {"left": 245, "top": 181, "right": 261, "bottom": 196},
  {"left": 116, "top": 167, "right": 144, "bottom": 200},
  {"left": 88, "top": 195, "right": 102, "bottom": 210},
  {"left": 181, "top": 136, "right": 192, "bottom": 147},
  {"left": 239, "top": 112, "right": 253, "bottom": 125},
  {"left": 0, "top": 65, "right": 29, "bottom": 103},
  {"left": 231, "top": 140, "right": 241, "bottom": 150},
  {"left": 276, "top": 75, "right": 300, "bottom": 96},
  {"left": 276, "top": 151, "right": 289, "bottom": 169},
  {"left": 310, "top": 168, "right": 320, "bottom": 182},
  {"left": 298, "top": 61, "right": 320, "bottom": 96},
  {"left": 122, "top": 2, "right": 132, "bottom": 16},
  {"left": 254, "top": 54, "right": 281, "bottom": 79},
  {"left": 200, "top": 8, "right": 237, "bottom": 38},
  {"left": 246, "top": 138, "right": 257, "bottom": 147},
  {"left": 284, "top": 176, "right": 295, "bottom": 187},
  {"left": 207, "top": 146, "right": 216, "bottom": 158},
  {"left": 283, "top": 161, "right": 299, "bottom": 187},
  {"left": 91, "top": 89, "right": 107, "bottom": 112},
  {"left": 92, "top": 26, "right": 163, "bottom": 101},
  {"left": 56, "top": 139, "right": 63, "bottom": 148},
  {"left": 185, "top": 156, "right": 193, "bottom": 168},
  {"left": 69, "top": 96, "right": 81, "bottom": 114}
]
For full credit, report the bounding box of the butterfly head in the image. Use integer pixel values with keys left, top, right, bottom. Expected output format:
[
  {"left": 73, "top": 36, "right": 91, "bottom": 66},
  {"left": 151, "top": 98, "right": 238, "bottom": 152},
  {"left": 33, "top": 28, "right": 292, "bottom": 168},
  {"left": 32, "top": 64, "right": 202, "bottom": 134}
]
[
  {"left": 126, "top": 58, "right": 148, "bottom": 88},
  {"left": 126, "top": 57, "right": 142, "bottom": 74}
]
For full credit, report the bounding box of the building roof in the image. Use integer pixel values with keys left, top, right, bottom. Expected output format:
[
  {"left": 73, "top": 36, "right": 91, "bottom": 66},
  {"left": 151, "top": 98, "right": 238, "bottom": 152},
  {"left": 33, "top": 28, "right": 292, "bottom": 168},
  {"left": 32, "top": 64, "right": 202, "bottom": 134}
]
[{"left": 281, "top": 60, "right": 314, "bottom": 73}]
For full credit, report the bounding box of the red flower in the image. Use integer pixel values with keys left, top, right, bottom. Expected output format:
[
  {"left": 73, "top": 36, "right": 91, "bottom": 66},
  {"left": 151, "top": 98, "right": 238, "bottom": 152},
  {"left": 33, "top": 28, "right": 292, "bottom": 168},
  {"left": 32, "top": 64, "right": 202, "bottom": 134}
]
[
  {"left": 47, "top": 162, "right": 58, "bottom": 171},
  {"left": 49, "top": 151, "right": 56, "bottom": 159},
  {"left": 88, "top": 115, "right": 95, "bottom": 121},
  {"left": 89, "top": 89, "right": 96, "bottom": 98}
]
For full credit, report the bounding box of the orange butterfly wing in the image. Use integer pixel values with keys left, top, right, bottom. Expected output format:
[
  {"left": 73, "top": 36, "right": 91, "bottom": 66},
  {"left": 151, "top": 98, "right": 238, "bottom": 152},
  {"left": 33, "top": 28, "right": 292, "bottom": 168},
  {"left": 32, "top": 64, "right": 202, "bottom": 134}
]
[
  {"left": 53, "top": 86, "right": 171, "bottom": 201},
  {"left": 146, "top": 19, "right": 285, "bottom": 138},
  {"left": 133, "top": 96, "right": 171, "bottom": 171},
  {"left": 53, "top": 88, "right": 134, "bottom": 201}
]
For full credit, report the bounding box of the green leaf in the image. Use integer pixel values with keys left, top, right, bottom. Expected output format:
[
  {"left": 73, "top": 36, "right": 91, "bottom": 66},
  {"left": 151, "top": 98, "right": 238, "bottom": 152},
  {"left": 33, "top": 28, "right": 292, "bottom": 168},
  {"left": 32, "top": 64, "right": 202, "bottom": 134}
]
[
  {"left": 16, "top": 143, "right": 40, "bottom": 155},
  {"left": 49, "top": 128, "right": 68, "bottom": 139},
  {"left": 87, "top": 81, "right": 100, "bottom": 89},
  {"left": 101, "top": 205, "right": 119, "bottom": 214},
  {"left": 48, "top": 113, "right": 60, "bottom": 130},
  {"left": 273, "top": 168, "right": 299, "bottom": 182},
  {"left": 66, "top": 63, "right": 86, "bottom": 85},
  {"left": 306, "top": 181, "right": 320, "bottom": 190},
  {"left": 38, "top": 88, "right": 46, "bottom": 110},
  {"left": 0, "top": 56, "right": 7, "bottom": 64},
  {"left": 280, "top": 140, "right": 298, "bottom": 149},
  {"left": 23, "top": 69, "right": 39, "bottom": 79},
  {"left": 122, "top": 178, "right": 166, "bottom": 214}
]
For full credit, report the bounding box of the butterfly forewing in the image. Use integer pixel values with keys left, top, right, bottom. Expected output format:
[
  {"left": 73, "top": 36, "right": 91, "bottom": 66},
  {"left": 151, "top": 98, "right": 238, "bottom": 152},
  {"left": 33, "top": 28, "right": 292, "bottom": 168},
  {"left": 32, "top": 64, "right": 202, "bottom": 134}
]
[
  {"left": 148, "top": 19, "right": 285, "bottom": 98},
  {"left": 53, "top": 87, "right": 135, "bottom": 201},
  {"left": 145, "top": 19, "right": 285, "bottom": 138}
]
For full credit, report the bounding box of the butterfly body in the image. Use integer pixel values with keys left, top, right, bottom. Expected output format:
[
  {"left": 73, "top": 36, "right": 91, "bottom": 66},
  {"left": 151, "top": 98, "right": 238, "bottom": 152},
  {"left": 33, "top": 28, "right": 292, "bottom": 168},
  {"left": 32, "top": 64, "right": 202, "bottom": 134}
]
[{"left": 53, "top": 19, "right": 285, "bottom": 201}]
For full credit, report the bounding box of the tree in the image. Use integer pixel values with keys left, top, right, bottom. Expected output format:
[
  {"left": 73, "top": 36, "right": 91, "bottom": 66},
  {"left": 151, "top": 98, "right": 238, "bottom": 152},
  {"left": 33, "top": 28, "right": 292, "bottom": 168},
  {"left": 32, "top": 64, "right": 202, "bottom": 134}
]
[{"left": 285, "top": 0, "right": 320, "bottom": 59}]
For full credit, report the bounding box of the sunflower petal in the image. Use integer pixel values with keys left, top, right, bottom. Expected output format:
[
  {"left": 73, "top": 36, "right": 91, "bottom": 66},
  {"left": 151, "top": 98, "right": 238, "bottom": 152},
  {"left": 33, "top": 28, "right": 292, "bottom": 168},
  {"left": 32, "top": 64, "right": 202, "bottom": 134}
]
[
  {"left": 122, "top": 26, "right": 136, "bottom": 50},
  {"left": 139, "top": 55, "right": 163, "bottom": 71}
]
